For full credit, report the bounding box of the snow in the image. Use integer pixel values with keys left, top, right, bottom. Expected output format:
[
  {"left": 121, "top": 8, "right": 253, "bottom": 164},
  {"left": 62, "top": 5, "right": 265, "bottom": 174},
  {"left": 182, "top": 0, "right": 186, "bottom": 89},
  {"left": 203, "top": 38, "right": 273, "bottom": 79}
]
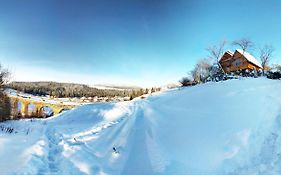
[
  {"left": 5, "top": 88, "right": 81, "bottom": 106},
  {"left": 236, "top": 49, "right": 263, "bottom": 68},
  {"left": 0, "top": 78, "right": 281, "bottom": 174}
]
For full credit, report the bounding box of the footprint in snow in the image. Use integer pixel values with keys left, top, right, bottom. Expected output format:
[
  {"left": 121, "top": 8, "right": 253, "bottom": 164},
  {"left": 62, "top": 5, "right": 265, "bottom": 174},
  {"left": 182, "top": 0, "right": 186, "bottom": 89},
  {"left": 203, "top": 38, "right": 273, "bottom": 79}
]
[{"left": 112, "top": 147, "right": 121, "bottom": 155}]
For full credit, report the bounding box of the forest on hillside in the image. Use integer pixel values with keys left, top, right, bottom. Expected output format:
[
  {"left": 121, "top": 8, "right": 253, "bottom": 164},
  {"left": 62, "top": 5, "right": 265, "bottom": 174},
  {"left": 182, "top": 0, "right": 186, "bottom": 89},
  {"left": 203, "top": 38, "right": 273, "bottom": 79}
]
[{"left": 6, "top": 81, "right": 133, "bottom": 98}]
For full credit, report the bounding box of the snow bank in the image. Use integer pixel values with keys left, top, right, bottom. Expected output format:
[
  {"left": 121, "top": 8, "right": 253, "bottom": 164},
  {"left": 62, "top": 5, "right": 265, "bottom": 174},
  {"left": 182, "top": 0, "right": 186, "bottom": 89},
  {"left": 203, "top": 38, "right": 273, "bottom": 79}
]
[{"left": 1, "top": 78, "right": 281, "bottom": 175}]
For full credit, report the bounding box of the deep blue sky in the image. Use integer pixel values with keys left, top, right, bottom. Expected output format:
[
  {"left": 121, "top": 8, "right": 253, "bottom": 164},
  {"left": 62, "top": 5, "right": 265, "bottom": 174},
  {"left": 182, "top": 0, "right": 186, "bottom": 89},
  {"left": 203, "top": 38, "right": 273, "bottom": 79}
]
[{"left": 1, "top": 0, "right": 281, "bottom": 86}]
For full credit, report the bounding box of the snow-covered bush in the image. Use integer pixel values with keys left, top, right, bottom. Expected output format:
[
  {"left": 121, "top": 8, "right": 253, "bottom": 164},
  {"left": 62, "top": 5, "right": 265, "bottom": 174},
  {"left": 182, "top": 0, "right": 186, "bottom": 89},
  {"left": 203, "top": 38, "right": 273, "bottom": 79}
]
[
  {"left": 267, "top": 64, "right": 281, "bottom": 79},
  {"left": 267, "top": 71, "right": 281, "bottom": 80},
  {"left": 179, "top": 77, "right": 195, "bottom": 87}
]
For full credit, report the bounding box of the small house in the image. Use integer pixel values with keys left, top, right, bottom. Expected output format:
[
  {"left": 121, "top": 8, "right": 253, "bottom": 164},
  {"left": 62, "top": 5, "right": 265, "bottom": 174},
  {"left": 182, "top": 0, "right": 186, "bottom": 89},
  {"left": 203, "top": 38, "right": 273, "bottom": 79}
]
[{"left": 219, "top": 49, "right": 262, "bottom": 73}]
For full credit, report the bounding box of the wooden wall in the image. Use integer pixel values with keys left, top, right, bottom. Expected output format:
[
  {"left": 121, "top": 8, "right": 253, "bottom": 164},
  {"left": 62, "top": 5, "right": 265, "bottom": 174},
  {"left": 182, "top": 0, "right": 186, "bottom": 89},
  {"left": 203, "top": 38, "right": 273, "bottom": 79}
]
[{"left": 220, "top": 52, "right": 261, "bottom": 73}]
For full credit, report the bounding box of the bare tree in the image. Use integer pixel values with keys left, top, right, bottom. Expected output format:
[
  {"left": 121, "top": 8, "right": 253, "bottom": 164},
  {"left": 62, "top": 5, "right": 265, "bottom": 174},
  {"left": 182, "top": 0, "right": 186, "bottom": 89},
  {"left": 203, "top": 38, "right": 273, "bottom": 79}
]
[
  {"left": 259, "top": 44, "right": 274, "bottom": 75},
  {"left": 191, "top": 58, "right": 212, "bottom": 83},
  {"left": 179, "top": 77, "right": 192, "bottom": 87},
  {"left": 206, "top": 40, "right": 227, "bottom": 73},
  {"left": 0, "top": 64, "right": 11, "bottom": 121},
  {"left": 0, "top": 64, "right": 10, "bottom": 88},
  {"left": 272, "top": 64, "right": 281, "bottom": 71},
  {"left": 232, "top": 38, "right": 253, "bottom": 53}
]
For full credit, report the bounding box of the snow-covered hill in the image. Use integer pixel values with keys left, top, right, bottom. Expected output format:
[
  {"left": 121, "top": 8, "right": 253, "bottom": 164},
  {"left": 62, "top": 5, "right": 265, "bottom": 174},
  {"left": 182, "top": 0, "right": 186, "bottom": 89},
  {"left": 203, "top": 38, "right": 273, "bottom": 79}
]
[{"left": 1, "top": 78, "right": 281, "bottom": 175}]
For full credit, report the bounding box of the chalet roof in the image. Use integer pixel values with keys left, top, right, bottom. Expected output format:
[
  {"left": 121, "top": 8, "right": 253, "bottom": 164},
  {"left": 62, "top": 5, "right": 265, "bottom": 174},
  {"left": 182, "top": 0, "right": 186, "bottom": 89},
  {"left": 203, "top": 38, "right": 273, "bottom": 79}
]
[
  {"left": 219, "top": 51, "right": 233, "bottom": 62},
  {"left": 236, "top": 49, "right": 262, "bottom": 68},
  {"left": 225, "top": 50, "right": 234, "bottom": 56}
]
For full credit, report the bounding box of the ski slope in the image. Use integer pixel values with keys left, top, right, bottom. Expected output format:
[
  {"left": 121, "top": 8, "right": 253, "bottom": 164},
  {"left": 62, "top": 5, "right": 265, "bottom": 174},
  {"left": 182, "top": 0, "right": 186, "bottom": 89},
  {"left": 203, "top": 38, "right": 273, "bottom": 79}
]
[{"left": 1, "top": 78, "right": 281, "bottom": 175}]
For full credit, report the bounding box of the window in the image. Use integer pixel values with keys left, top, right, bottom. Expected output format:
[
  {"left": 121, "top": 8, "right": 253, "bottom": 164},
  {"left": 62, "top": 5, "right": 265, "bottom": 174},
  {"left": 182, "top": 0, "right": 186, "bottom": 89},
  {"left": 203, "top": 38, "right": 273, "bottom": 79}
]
[{"left": 232, "top": 58, "right": 242, "bottom": 67}]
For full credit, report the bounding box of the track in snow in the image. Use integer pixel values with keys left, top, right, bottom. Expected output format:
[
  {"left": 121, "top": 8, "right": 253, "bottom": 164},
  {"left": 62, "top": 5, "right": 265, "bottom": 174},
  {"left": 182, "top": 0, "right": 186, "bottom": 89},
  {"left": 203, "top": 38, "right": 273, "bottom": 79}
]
[{"left": 45, "top": 127, "right": 64, "bottom": 174}]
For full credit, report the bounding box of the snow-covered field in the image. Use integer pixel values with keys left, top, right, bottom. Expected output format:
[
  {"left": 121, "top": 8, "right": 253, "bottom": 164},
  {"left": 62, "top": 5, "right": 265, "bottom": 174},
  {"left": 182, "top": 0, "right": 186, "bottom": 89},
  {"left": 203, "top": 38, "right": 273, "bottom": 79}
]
[
  {"left": 1, "top": 78, "right": 281, "bottom": 175},
  {"left": 5, "top": 89, "right": 82, "bottom": 106}
]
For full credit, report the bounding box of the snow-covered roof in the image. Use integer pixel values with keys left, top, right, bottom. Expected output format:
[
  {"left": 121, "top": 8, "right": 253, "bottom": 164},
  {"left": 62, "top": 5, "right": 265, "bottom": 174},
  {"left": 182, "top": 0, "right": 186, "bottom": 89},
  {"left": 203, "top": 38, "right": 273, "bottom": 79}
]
[
  {"left": 219, "top": 51, "right": 234, "bottom": 61},
  {"left": 225, "top": 50, "right": 234, "bottom": 55},
  {"left": 236, "top": 49, "right": 262, "bottom": 68}
]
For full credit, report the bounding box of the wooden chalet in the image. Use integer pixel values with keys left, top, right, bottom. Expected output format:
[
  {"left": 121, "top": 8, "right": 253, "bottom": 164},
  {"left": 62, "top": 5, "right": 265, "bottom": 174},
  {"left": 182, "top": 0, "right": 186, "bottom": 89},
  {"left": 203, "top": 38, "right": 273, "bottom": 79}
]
[{"left": 219, "top": 49, "right": 262, "bottom": 73}]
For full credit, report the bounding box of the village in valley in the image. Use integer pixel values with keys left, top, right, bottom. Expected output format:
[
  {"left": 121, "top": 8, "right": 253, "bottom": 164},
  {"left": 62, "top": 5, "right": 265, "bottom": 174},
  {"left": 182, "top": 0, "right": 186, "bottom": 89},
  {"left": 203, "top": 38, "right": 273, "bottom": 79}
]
[{"left": 3, "top": 84, "right": 161, "bottom": 119}]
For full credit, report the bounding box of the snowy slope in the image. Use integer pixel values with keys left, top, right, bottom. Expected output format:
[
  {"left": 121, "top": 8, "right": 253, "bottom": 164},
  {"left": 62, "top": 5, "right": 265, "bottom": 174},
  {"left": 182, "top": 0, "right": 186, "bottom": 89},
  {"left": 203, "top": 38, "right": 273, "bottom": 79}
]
[{"left": 1, "top": 78, "right": 281, "bottom": 175}]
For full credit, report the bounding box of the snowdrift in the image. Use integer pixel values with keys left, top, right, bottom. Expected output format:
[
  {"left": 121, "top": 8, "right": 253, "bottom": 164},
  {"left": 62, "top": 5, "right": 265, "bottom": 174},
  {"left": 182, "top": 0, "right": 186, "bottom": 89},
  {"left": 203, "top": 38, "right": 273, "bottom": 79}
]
[{"left": 1, "top": 78, "right": 281, "bottom": 175}]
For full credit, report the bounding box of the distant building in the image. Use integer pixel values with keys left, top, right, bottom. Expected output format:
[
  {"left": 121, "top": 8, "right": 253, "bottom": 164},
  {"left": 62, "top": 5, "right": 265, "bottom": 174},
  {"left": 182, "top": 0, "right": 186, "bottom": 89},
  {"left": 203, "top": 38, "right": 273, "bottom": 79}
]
[{"left": 219, "top": 49, "right": 262, "bottom": 73}]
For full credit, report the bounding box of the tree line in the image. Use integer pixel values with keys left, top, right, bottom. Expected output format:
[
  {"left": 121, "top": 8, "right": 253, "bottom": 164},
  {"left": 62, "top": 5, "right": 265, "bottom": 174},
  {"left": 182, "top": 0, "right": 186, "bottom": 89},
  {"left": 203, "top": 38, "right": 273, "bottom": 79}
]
[
  {"left": 180, "top": 38, "right": 281, "bottom": 86},
  {"left": 6, "top": 81, "right": 161, "bottom": 99},
  {"left": 6, "top": 81, "right": 133, "bottom": 98}
]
